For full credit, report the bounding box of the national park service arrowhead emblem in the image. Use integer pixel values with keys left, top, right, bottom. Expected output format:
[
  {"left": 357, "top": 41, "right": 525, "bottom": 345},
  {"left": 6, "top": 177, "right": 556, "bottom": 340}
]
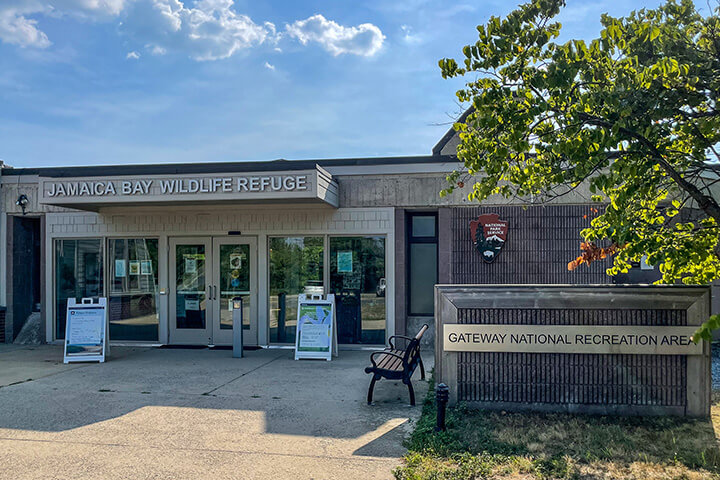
[{"left": 469, "top": 213, "right": 508, "bottom": 263}]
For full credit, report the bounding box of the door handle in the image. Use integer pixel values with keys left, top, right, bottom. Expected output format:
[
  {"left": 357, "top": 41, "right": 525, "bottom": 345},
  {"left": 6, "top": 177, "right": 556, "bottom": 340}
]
[{"left": 214, "top": 285, "right": 218, "bottom": 300}]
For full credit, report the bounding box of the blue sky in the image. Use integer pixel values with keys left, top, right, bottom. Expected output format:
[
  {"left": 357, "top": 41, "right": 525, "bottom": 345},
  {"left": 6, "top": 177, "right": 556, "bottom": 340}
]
[{"left": 0, "top": 0, "right": 694, "bottom": 167}]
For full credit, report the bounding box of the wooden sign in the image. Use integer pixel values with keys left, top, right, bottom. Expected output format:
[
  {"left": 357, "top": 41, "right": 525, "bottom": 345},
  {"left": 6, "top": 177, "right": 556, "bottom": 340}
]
[
  {"left": 294, "top": 294, "right": 338, "bottom": 361},
  {"left": 64, "top": 297, "right": 109, "bottom": 363},
  {"left": 443, "top": 324, "right": 703, "bottom": 355}
]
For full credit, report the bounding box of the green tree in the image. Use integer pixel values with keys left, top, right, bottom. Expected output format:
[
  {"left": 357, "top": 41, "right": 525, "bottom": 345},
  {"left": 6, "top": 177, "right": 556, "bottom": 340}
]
[{"left": 439, "top": 0, "right": 720, "bottom": 339}]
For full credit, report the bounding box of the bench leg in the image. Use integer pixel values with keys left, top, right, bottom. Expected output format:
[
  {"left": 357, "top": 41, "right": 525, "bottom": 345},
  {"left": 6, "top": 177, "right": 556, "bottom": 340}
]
[
  {"left": 367, "top": 374, "right": 380, "bottom": 405},
  {"left": 404, "top": 378, "right": 415, "bottom": 406},
  {"left": 419, "top": 356, "right": 426, "bottom": 381}
]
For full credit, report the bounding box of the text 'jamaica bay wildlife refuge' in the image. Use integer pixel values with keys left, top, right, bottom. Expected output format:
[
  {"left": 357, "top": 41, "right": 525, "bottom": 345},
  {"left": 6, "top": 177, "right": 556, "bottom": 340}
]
[{"left": 45, "top": 175, "right": 309, "bottom": 198}]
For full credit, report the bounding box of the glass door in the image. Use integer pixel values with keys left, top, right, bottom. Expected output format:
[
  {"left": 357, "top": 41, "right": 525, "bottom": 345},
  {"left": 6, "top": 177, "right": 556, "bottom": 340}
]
[
  {"left": 169, "top": 238, "right": 212, "bottom": 344},
  {"left": 211, "top": 237, "right": 257, "bottom": 346}
]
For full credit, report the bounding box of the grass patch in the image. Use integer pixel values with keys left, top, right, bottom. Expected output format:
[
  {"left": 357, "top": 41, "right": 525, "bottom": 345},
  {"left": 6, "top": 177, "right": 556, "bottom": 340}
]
[{"left": 394, "top": 381, "right": 720, "bottom": 480}]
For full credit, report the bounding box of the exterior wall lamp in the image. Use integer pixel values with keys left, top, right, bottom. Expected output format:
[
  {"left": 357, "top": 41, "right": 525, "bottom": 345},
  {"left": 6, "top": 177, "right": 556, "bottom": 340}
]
[{"left": 16, "top": 194, "right": 28, "bottom": 215}]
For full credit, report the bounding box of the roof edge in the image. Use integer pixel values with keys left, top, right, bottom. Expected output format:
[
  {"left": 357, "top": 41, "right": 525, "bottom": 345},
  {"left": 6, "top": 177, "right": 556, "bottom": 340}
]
[{"left": 3, "top": 155, "right": 457, "bottom": 178}]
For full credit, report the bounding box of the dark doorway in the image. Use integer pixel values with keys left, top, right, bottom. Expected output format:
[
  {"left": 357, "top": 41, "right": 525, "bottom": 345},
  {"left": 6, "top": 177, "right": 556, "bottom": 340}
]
[{"left": 11, "top": 216, "right": 41, "bottom": 341}]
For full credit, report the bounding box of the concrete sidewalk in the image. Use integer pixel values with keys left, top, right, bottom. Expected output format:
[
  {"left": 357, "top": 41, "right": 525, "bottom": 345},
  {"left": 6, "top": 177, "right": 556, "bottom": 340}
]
[{"left": 0, "top": 345, "right": 430, "bottom": 479}]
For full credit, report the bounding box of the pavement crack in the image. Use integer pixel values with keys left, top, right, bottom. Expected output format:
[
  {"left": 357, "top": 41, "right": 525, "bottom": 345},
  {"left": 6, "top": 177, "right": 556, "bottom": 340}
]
[
  {"left": 0, "top": 378, "right": 34, "bottom": 389},
  {"left": 201, "top": 353, "right": 284, "bottom": 396}
]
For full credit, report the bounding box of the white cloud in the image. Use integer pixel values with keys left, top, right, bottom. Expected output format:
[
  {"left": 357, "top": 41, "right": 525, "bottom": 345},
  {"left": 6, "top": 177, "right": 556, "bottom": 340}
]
[
  {"left": 126, "top": 50, "right": 140, "bottom": 59},
  {"left": 400, "top": 25, "right": 422, "bottom": 45},
  {"left": 148, "top": 44, "right": 166, "bottom": 56},
  {"left": 285, "top": 14, "right": 384, "bottom": 57},
  {"left": 0, "top": 0, "right": 130, "bottom": 48},
  {"left": 49, "top": 0, "right": 129, "bottom": 16},
  {"left": 0, "top": 1, "right": 386, "bottom": 61},
  {"left": 121, "top": 0, "right": 275, "bottom": 61},
  {"left": 0, "top": 6, "right": 51, "bottom": 48},
  {"left": 264, "top": 61, "right": 274, "bottom": 70}
]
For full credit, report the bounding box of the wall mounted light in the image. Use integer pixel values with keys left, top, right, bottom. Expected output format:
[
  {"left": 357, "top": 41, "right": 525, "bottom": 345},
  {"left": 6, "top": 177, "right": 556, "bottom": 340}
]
[{"left": 16, "top": 194, "right": 28, "bottom": 215}]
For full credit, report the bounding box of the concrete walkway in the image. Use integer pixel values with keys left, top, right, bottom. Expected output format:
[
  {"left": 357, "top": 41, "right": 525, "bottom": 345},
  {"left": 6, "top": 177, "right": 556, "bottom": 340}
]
[{"left": 0, "top": 345, "right": 430, "bottom": 480}]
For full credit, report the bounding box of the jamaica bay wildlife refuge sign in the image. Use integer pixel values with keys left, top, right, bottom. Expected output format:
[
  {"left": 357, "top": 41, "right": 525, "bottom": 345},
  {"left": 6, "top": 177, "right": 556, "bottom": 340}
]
[
  {"left": 38, "top": 166, "right": 338, "bottom": 210},
  {"left": 434, "top": 285, "right": 712, "bottom": 417}
]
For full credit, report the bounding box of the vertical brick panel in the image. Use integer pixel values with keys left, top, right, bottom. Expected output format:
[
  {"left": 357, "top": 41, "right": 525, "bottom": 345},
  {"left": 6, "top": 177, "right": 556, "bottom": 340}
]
[
  {"left": 449, "top": 205, "right": 608, "bottom": 284},
  {"left": 456, "top": 308, "right": 687, "bottom": 407}
]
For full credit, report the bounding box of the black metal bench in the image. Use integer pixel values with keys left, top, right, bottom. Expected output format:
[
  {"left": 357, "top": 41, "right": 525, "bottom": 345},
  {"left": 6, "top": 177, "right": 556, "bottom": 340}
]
[{"left": 364, "top": 324, "right": 428, "bottom": 406}]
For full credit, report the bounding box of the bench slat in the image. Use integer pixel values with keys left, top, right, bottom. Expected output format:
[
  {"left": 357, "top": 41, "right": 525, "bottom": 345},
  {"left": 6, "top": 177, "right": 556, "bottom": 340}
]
[{"left": 375, "top": 353, "right": 403, "bottom": 371}]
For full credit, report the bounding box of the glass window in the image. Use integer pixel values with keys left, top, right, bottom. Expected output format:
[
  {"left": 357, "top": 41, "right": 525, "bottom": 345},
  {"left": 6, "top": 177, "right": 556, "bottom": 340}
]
[
  {"left": 330, "top": 236, "right": 386, "bottom": 344},
  {"left": 410, "top": 244, "right": 437, "bottom": 315},
  {"left": 55, "top": 239, "right": 103, "bottom": 339},
  {"left": 269, "top": 237, "right": 324, "bottom": 343},
  {"left": 408, "top": 213, "right": 437, "bottom": 316},
  {"left": 109, "top": 239, "right": 159, "bottom": 341},
  {"left": 412, "top": 215, "right": 436, "bottom": 237},
  {"left": 175, "top": 244, "right": 207, "bottom": 330}
]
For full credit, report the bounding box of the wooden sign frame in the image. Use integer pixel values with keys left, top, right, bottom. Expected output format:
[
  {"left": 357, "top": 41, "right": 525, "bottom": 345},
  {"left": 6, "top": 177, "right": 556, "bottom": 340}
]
[
  {"left": 63, "top": 297, "right": 109, "bottom": 364},
  {"left": 294, "top": 294, "right": 338, "bottom": 361}
]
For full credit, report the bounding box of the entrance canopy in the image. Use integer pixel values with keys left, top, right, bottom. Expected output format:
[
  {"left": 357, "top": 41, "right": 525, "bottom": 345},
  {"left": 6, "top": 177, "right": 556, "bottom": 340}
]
[{"left": 39, "top": 165, "right": 338, "bottom": 211}]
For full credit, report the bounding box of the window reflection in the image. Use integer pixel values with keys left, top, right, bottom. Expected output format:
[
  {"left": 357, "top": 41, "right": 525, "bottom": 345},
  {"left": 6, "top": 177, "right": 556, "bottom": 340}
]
[
  {"left": 55, "top": 239, "right": 103, "bottom": 339},
  {"left": 109, "top": 239, "right": 159, "bottom": 341},
  {"left": 269, "top": 237, "right": 324, "bottom": 344}
]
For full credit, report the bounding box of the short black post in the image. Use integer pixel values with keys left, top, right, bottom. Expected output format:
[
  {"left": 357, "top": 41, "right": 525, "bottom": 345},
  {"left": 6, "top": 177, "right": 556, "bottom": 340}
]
[{"left": 435, "top": 383, "right": 449, "bottom": 432}]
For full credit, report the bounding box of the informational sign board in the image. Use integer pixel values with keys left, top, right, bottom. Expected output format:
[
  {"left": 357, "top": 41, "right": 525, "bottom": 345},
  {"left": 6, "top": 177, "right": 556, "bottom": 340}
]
[
  {"left": 63, "top": 297, "right": 109, "bottom": 364},
  {"left": 294, "top": 294, "right": 338, "bottom": 361}
]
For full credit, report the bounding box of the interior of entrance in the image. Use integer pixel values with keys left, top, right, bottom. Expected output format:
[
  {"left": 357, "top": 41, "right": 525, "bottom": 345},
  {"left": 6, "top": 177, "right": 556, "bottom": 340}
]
[{"left": 10, "top": 216, "right": 42, "bottom": 342}]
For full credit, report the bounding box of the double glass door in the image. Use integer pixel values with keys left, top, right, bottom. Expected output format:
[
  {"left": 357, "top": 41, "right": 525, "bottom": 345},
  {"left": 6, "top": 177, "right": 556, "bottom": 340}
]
[{"left": 169, "top": 237, "right": 257, "bottom": 345}]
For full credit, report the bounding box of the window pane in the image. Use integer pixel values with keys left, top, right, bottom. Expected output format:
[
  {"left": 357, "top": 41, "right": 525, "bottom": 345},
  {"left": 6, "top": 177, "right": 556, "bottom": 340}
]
[
  {"left": 175, "top": 244, "right": 207, "bottom": 329},
  {"left": 55, "top": 239, "right": 103, "bottom": 339},
  {"left": 108, "top": 239, "right": 159, "bottom": 341},
  {"left": 269, "top": 237, "right": 324, "bottom": 344},
  {"left": 410, "top": 243, "right": 437, "bottom": 315},
  {"left": 411, "top": 216, "right": 436, "bottom": 237},
  {"left": 218, "top": 244, "right": 250, "bottom": 331},
  {"left": 330, "top": 236, "right": 385, "bottom": 344}
]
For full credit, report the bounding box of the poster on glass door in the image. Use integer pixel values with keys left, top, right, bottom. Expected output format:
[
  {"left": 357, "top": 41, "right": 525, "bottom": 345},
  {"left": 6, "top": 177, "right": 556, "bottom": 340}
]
[{"left": 294, "top": 294, "right": 338, "bottom": 361}]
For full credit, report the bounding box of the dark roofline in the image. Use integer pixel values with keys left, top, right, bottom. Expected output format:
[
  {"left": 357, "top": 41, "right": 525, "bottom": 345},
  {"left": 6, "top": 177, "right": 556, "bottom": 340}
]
[
  {"left": 431, "top": 107, "right": 474, "bottom": 156},
  {"left": 1, "top": 155, "right": 457, "bottom": 178}
]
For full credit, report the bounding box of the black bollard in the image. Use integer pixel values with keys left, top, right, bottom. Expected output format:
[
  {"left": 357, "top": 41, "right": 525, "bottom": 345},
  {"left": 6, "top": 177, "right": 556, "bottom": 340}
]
[{"left": 435, "top": 383, "right": 449, "bottom": 432}]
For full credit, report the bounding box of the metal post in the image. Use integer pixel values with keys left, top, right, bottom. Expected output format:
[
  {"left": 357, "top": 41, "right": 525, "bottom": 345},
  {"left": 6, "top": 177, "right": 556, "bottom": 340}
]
[
  {"left": 232, "top": 297, "right": 243, "bottom": 358},
  {"left": 435, "top": 383, "right": 449, "bottom": 432}
]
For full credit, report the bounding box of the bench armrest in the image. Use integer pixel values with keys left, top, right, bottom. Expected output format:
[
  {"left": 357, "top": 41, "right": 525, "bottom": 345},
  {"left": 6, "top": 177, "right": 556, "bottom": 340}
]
[
  {"left": 369, "top": 351, "right": 404, "bottom": 369},
  {"left": 388, "top": 335, "right": 413, "bottom": 349}
]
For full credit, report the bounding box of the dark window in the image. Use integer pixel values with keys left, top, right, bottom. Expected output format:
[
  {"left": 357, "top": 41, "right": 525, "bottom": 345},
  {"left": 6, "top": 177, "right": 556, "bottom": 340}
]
[
  {"left": 407, "top": 213, "right": 438, "bottom": 316},
  {"left": 329, "top": 236, "right": 386, "bottom": 345}
]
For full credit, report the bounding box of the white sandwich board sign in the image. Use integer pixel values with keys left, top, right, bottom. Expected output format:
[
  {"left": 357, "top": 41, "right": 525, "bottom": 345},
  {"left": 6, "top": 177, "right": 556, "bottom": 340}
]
[
  {"left": 294, "top": 294, "right": 338, "bottom": 361},
  {"left": 63, "top": 297, "right": 109, "bottom": 364}
]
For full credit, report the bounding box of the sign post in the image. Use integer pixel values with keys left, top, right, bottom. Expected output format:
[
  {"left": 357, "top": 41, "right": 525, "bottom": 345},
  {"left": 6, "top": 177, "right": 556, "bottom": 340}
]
[
  {"left": 232, "top": 297, "right": 243, "bottom": 358},
  {"left": 294, "top": 294, "right": 338, "bottom": 361},
  {"left": 63, "top": 297, "right": 108, "bottom": 364}
]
